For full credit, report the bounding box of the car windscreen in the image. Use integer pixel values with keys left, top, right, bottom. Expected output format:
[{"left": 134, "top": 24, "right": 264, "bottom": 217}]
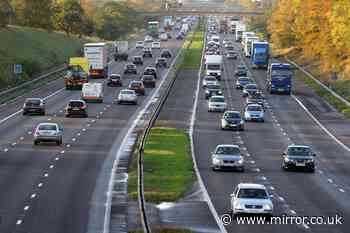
[
  {"left": 142, "top": 76, "right": 154, "bottom": 80},
  {"left": 207, "top": 64, "right": 220, "bottom": 70},
  {"left": 26, "top": 99, "right": 41, "bottom": 105},
  {"left": 238, "top": 188, "right": 268, "bottom": 199},
  {"left": 239, "top": 78, "right": 249, "bottom": 82},
  {"left": 110, "top": 76, "right": 120, "bottom": 80},
  {"left": 237, "top": 66, "right": 246, "bottom": 70},
  {"left": 215, "top": 146, "right": 240, "bottom": 155},
  {"left": 205, "top": 77, "right": 216, "bottom": 81},
  {"left": 224, "top": 112, "right": 241, "bottom": 119},
  {"left": 121, "top": 90, "right": 134, "bottom": 95},
  {"left": 271, "top": 69, "right": 292, "bottom": 76},
  {"left": 127, "top": 65, "right": 135, "bottom": 68},
  {"left": 247, "top": 106, "right": 262, "bottom": 111},
  {"left": 69, "top": 101, "right": 84, "bottom": 107},
  {"left": 288, "top": 147, "right": 311, "bottom": 156},
  {"left": 207, "top": 85, "right": 220, "bottom": 90},
  {"left": 210, "top": 97, "right": 225, "bottom": 102},
  {"left": 38, "top": 125, "right": 57, "bottom": 131},
  {"left": 131, "top": 83, "right": 141, "bottom": 87},
  {"left": 245, "top": 85, "right": 257, "bottom": 90}
]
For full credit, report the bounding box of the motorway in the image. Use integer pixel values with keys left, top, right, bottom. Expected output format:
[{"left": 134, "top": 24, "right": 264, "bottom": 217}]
[
  {"left": 0, "top": 34, "right": 183, "bottom": 233},
  {"left": 192, "top": 30, "right": 350, "bottom": 232}
]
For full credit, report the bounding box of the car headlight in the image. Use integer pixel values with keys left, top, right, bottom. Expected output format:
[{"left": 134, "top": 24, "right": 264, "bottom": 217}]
[
  {"left": 205, "top": 90, "right": 209, "bottom": 94},
  {"left": 284, "top": 157, "right": 290, "bottom": 162},
  {"left": 263, "top": 204, "right": 273, "bottom": 210},
  {"left": 271, "top": 84, "right": 275, "bottom": 87},
  {"left": 306, "top": 159, "right": 314, "bottom": 163},
  {"left": 212, "top": 158, "right": 221, "bottom": 165},
  {"left": 235, "top": 203, "right": 243, "bottom": 210},
  {"left": 237, "top": 159, "right": 244, "bottom": 164},
  {"left": 240, "top": 120, "right": 244, "bottom": 124}
]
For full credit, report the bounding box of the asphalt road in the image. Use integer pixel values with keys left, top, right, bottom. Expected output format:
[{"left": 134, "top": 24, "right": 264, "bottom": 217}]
[
  {"left": 192, "top": 32, "right": 350, "bottom": 233},
  {"left": 0, "top": 34, "right": 184, "bottom": 233}
]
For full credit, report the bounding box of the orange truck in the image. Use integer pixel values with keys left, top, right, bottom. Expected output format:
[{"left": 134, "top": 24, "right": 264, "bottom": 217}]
[{"left": 64, "top": 57, "right": 89, "bottom": 90}]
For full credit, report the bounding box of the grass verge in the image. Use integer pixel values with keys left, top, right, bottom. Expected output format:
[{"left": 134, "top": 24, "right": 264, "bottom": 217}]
[
  {"left": 128, "top": 128, "right": 195, "bottom": 203},
  {"left": 129, "top": 228, "right": 194, "bottom": 233}
]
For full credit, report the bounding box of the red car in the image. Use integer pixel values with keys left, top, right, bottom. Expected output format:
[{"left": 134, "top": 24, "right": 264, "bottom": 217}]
[{"left": 128, "top": 81, "right": 145, "bottom": 95}]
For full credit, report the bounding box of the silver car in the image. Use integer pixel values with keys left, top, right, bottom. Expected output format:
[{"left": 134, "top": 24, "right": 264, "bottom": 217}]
[
  {"left": 117, "top": 89, "right": 138, "bottom": 105},
  {"left": 244, "top": 104, "right": 264, "bottom": 122},
  {"left": 202, "top": 76, "right": 218, "bottom": 88},
  {"left": 33, "top": 123, "right": 63, "bottom": 145},
  {"left": 208, "top": 95, "right": 227, "bottom": 112},
  {"left": 231, "top": 183, "right": 273, "bottom": 217},
  {"left": 212, "top": 144, "right": 244, "bottom": 171}
]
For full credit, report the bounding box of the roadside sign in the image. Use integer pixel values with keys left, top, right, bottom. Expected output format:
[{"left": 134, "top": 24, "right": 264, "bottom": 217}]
[{"left": 14, "top": 64, "right": 22, "bottom": 75}]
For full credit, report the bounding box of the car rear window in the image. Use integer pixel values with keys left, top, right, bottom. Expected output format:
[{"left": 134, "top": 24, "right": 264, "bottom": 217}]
[
  {"left": 131, "top": 83, "right": 141, "bottom": 87},
  {"left": 143, "top": 76, "right": 154, "bottom": 80},
  {"left": 210, "top": 97, "right": 225, "bottom": 102},
  {"left": 69, "top": 101, "right": 84, "bottom": 107},
  {"left": 38, "top": 125, "right": 57, "bottom": 131},
  {"left": 26, "top": 99, "right": 41, "bottom": 105},
  {"left": 121, "top": 90, "right": 134, "bottom": 95}
]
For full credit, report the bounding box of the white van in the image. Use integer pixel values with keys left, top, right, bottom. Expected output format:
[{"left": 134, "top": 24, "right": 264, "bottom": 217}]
[
  {"left": 205, "top": 55, "right": 223, "bottom": 80},
  {"left": 81, "top": 83, "right": 104, "bottom": 103}
]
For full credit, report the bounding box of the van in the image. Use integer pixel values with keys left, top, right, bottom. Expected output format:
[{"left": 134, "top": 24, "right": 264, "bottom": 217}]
[
  {"left": 205, "top": 55, "right": 223, "bottom": 80},
  {"left": 81, "top": 83, "right": 104, "bottom": 103}
]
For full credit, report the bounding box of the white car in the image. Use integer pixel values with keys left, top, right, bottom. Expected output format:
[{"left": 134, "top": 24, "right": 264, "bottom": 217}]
[
  {"left": 212, "top": 144, "right": 244, "bottom": 171},
  {"left": 231, "top": 183, "right": 273, "bottom": 217},
  {"left": 117, "top": 89, "right": 138, "bottom": 105},
  {"left": 244, "top": 104, "right": 264, "bottom": 122},
  {"left": 152, "top": 41, "right": 161, "bottom": 49},
  {"left": 136, "top": 41, "right": 144, "bottom": 49},
  {"left": 144, "top": 35, "right": 153, "bottom": 43},
  {"left": 202, "top": 76, "right": 218, "bottom": 88},
  {"left": 160, "top": 33, "right": 168, "bottom": 41},
  {"left": 208, "top": 96, "right": 227, "bottom": 112},
  {"left": 33, "top": 122, "right": 63, "bottom": 145}
]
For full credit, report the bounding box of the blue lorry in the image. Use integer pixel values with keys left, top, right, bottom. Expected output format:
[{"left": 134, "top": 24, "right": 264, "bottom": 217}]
[
  {"left": 266, "top": 63, "right": 293, "bottom": 95},
  {"left": 251, "top": 41, "right": 269, "bottom": 69}
]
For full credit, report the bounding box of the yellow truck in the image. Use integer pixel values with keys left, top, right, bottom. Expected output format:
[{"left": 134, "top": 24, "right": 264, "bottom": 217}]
[{"left": 64, "top": 57, "right": 89, "bottom": 90}]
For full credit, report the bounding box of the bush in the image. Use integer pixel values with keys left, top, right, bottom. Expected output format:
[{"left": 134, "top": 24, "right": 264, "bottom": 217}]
[
  {"left": 0, "top": 7, "right": 9, "bottom": 28},
  {"left": 17, "top": 58, "right": 42, "bottom": 78}
]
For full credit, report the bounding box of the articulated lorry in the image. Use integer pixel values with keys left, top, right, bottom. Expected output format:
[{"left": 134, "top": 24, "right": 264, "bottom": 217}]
[
  {"left": 205, "top": 55, "right": 223, "bottom": 80},
  {"left": 235, "top": 23, "right": 246, "bottom": 42},
  {"left": 251, "top": 41, "right": 269, "bottom": 69},
  {"left": 266, "top": 63, "right": 293, "bottom": 95},
  {"left": 84, "top": 43, "right": 108, "bottom": 79},
  {"left": 64, "top": 57, "right": 89, "bottom": 90}
]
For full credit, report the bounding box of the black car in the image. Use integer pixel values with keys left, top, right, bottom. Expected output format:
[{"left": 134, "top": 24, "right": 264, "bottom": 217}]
[
  {"left": 282, "top": 145, "right": 316, "bottom": 172},
  {"left": 205, "top": 84, "right": 223, "bottom": 99},
  {"left": 161, "top": 49, "right": 172, "bottom": 58},
  {"left": 143, "top": 67, "right": 158, "bottom": 79},
  {"left": 141, "top": 75, "right": 156, "bottom": 88},
  {"left": 132, "top": 56, "right": 143, "bottom": 65},
  {"left": 221, "top": 111, "right": 244, "bottom": 131},
  {"left": 242, "top": 84, "right": 259, "bottom": 97},
  {"left": 107, "top": 74, "right": 123, "bottom": 87},
  {"left": 235, "top": 65, "right": 248, "bottom": 76},
  {"left": 65, "top": 100, "right": 88, "bottom": 118},
  {"left": 124, "top": 63, "right": 137, "bottom": 74},
  {"left": 23, "top": 98, "right": 45, "bottom": 115},
  {"left": 235, "top": 77, "right": 253, "bottom": 89},
  {"left": 143, "top": 48, "right": 153, "bottom": 58},
  {"left": 156, "top": 57, "right": 167, "bottom": 68}
]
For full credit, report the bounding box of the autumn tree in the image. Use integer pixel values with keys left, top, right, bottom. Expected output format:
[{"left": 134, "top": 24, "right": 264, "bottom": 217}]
[{"left": 22, "top": 0, "right": 54, "bottom": 30}]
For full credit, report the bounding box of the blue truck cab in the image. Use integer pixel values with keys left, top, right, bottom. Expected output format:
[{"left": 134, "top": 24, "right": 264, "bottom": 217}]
[
  {"left": 267, "top": 63, "right": 293, "bottom": 95},
  {"left": 251, "top": 41, "right": 269, "bottom": 69}
]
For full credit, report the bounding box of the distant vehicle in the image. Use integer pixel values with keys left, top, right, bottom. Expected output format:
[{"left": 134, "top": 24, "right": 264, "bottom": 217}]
[
  {"left": 136, "top": 41, "right": 144, "bottom": 49},
  {"left": 132, "top": 56, "right": 143, "bottom": 65},
  {"left": 81, "top": 83, "right": 104, "bottom": 103},
  {"left": 141, "top": 75, "right": 156, "bottom": 88},
  {"left": 117, "top": 89, "right": 138, "bottom": 105},
  {"left": 208, "top": 95, "right": 227, "bottom": 112},
  {"left": 161, "top": 49, "right": 172, "bottom": 58},
  {"left": 241, "top": 32, "right": 256, "bottom": 48},
  {"left": 114, "top": 41, "right": 128, "bottom": 61},
  {"left": 33, "top": 122, "right": 63, "bottom": 146},
  {"left": 143, "top": 67, "right": 158, "bottom": 79},
  {"left": 235, "top": 23, "right": 246, "bottom": 42},
  {"left": 212, "top": 144, "right": 244, "bottom": 171},
  {"left": 251, "top": 41, "right": 269, "bottom": 69},
  {"left": 160, "top": 33, "right": 168, "bottom": 41},
  {"left": 231, "top": 183, "right": 273, "bottom": 217},
  {"left": 65, "top": 100, "right": 88, "bottom": 118},
  {"left": 144, "top": 35, "right": 153, "bottom": 43},
  {"left": 205, "top": 55, "right": 223, "bottom": 80},
  {"left": 242, "top": 84, "right": 258, "bottom": 97},
  {"left": 147, "top": 21, "right": 160, "bottom": 38},
  {"left": 226, "top": 51, "right": 238, "bottom": 59},
  {"left": 244, "top": 104, "right": 264, "bottom": 122},
  {"left": 219, "top": 19, "right": 228, "bottom": 33},
  {"left": 244, "top": 36, "right": 259, "bottom": 57},
  {"left": 246, "top": 92, "right": 265, "bottom": 108},
  {"left": 152, "top": 41, "right": 161, "bottom": 49},
  {"left": 23, "top": 98, "right": 45, "bottom": 116},
  {"left": 143, "top": 47, "right": 153, "bottom": 58},
  {"left": 221, "top": 111, "right": 244, "bottom": 131},
  {"left": 107, "top": 74, "right": 122, "bottom": 87},
  {"left": 235, "top": 77, "right": 253, "bottom": 89},
  {"left": 282, "top": 145, "right": 316, "bottom": 173},
  {"left": 64, "top": 57, "right": 89, "bottom": 90},
  {"left": 211, "top": 35, "right": 220, "bottom": 43},
  {"left": 176, "top": 33, "right": 184, "bottom": 40},
  {"left": 155, "top": 57, "right": 167, "bottom": 68},
  {"left": 235, "top": 65, "right": 248, "bottom": 76},
  {"left": 129, "top": 80, "right": 145, "bottom": 95},
  {"left": 84, "top": 43, "right": 108, "bottom": 78},
  {"left": 205, "top": 84, "right": 223, "bottom": 99},
  {"left": 267, "top": 63, "right": 293, "bottom": 95},
  {"left": 124, "top": 63, "right": 137, "bottom": 75},
  {"left": 202, "top": 76, "right": 218, "bottom": 88}
]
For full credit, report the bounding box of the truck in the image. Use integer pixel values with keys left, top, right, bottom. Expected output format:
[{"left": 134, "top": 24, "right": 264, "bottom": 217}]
[
  {"left": 64, "top": 57, "right": 89, "bottom": 90},
  {"left": 244, "top": 36, "right": 259, "bottom": 57},
  {"left": 219, "top": 19, "right": 228, "bottom": 33},
  {"left": 251, "top": 41, "right": 269, "bottom": 69},
  {"left": 235, "top": 23, "right": 246, "bottom": 42},
  {"left": 205, "top": 55, "right": 223, "bottom": 80},
  {"left": 241, "top": 32, "right": 256, "bottom": 48},
  {"left": 230, "top": 20, "right": 241, "bottom": 34},
  {"left": 147, "top": 21, "right": 160, "bottom": 38},
  {"left": 81, "top": 83, "right": 104, "bottom": 103},
  {"left": 114, "top": 41, "right": 128, "bottom": 61},
  {"left": 266, "top": 63, "right": 293, "bottom": 95},
  {"left": 84, "top": 43, "right": 108, "bottom": 79}
]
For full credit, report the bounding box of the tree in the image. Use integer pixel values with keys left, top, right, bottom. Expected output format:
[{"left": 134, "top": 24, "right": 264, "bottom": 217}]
[
  {"left": 22, "top": 0, "right": 53, "bottom": 30},
  {"left": 0, "top": 0, "right": 13, "bottom": 27}
]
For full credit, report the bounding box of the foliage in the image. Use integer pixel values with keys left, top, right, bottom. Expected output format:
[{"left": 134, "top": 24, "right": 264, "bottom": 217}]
[
  {"left": 0, "top": 7, "right": 9, "bottom": 28},
  {"left": 22, "top": 0, "right": 53, "bottom": 30}
]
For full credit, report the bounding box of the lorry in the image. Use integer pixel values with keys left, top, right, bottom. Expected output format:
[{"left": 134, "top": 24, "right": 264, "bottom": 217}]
[
  {"left": 84, "top": 43, "right": 108, "bottom": 79},
  {"left": 205, "top": 55, "right": 223, "bottom": 80},
  {"left": 241, "top": 31, "right": 256, "bottom": 48},
  {"left": 244, "top": 36, "right": 259, "bottom": 57},
  {"left": 266, "top": 63, "right": 293, "bottom": 95},
  {"left": 251, "top": 41, "right": 269, "bottom": 69},
  {"left": 230, "top": 20, "right": 241, "bottom": 34},
  {"left": 219, "top": 19, "right": 228, "bottom": 33},
  {"left": 64, "top": 57, "right": 89, "bottom": 90},
  {"left": 114, "top": 41, "right": 128, "bottom": 61},
  {"left": 81, "top": 83, "right": 104, "bottom": 103},
  {"left": 235, "top": 23, "right": 246, "bottom": 42}
]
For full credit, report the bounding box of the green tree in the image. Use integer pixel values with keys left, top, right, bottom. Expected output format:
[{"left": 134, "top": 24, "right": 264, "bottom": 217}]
[{"left": 22, "top": 0, "right": 53, "bottom": 30}]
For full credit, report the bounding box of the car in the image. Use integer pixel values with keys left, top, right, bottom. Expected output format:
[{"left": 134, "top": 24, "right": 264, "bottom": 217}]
[
  {"left": 107, "top": 74, "right": 123, "bottom": 87},
  {"left": 202, "top": 76, "right": 218, "bottom": 88},
  {"left": 167, "top": 32, "right": 172, "bottom": 39},
  {"left": 226, "top": 45, "right": 235, "bottom": 51},
  {"left": 155, "top": 57, "right": 167, "bottom": 68},
  {"left": 208, "top": 95, "right": 227, "bottom": 112},
  {"left": 236, "top": 77, "right": 253, "bottom": 89},
  {"left": 160, "top": 33, "right": 168, "bottom": 41},
  {"left": 33, "top": 122, "right": 63, "bottom": 145},
  {"left": 176, "top": 33, "right": 184, "bottom": 40},
  {"left": 221, "top": 111, "right": 244, "bottom": 131},
  {"left": 143, "top": 47, "right": 153, "bottom": 58},
  {"left": 226, "top": 51, "right": 238, "bottom": 59},
  {"left": 136, "top": 41, "right": 144, "bottom": 49},
  {"left": 132, "top": 56, "right": 143, "bottom": 65},
  {"left": 23, "top": 98, "right": 45, "bottom": 115},
  {"left": 282, "top": 145, "right": 316, "bottom": 172},
  {"left": 231, "top": 183, "right": 273, "bottom": 218},
  {"left": 235, "top": 65, "right": 248, "bottom": 76},
  {"left": 143, "top": 67, "right": 158, "bottom": 79},
  {"left": 244, "top": 104, "right": 264, "bottom": 122},
  {"left": 161, "top": 49, "right": 172, "bottom": 58},
  {"left": 117, "top": 89, "right": 138, "bottom": 105},
  {"left": 246, "top": 92, "right": 265, "bottom": 108},
  {"left": 212, "top": 144, "right": 244, "bottom": 171},
  {"left": 65, "top": 100, "right": 88, "bottom": 118},
  {"left": 152, "top": 41, "right": 161, "bottom": 49},
  {"left": 144, "top": 35, "right": 153, "bottom": 43},
  {"left": 128, "top": 80, "right": 145, "bottom": 95},
  {"left": 242, "top": 84, "right": 259, "bottom": 97},
  {"left": 141, "top": 75, "right": 156, "bottom": 88},
  {"left": 205, "top": 84, "right": 223, "bottom": 99},
  {"left": 124, "top": 63, "right": 137, "bottom": 74}
]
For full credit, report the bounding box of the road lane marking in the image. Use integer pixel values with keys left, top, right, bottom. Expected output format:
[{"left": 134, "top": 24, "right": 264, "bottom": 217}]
[
  {"left": 38, "top": 183, "right": 43, "bottom": 187},
  {"left": 31, "top": 193, "right": 36, "bottom": 198},
  {"left": 16, "top": 220, "right": 22, "bottom": 225},
  {"left": 328, "top": 178, "right": 334, "bottom": 184},
  {"left": 339, "top": 188, "right": 345, "bottom": 193},
  {"left": 24, "top": 206, "right": 29, "bottom": 211}
]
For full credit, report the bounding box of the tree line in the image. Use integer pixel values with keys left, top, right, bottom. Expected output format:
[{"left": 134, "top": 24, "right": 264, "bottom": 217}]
[{"left": 0, "top": 0, "right": 143, "bottom": 40}]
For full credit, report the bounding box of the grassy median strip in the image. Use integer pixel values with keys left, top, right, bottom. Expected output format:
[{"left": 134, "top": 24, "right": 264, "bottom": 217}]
[
  {"left": 128, "top": 128, "right": 195, "bottom": 203},
  {"left": 129, "top": 228, "right": 194, "bottom": 233}
]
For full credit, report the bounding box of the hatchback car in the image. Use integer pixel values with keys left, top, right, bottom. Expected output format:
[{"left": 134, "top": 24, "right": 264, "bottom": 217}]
[
  {"left": 208, "top": 96, "right": 227, "bottom": 112},
  {"left": 23, "top": 98, "right": 45, "bottom": 115},
  {"left": 212, "top": 144, "right": 244, "bottom": 171},
  {"left": 141, "top": 75, "right": 156, "bottom": 88},
  {"left": 124, "top": 63, "right": 137, "bottom": 74},
  {"left": 231, "top": 183, "right": 273, "bottom": 217},
  {"left": 235, "top": 65, "right": 248, "bottom": 76},
  {"left": 136, "top": 41, "right": 144, "bottom": 49},
  {"left": 242, "top": 84, "right": 258, "bottom": 97},
  {"left": 143, "top": 67, "right": 158, "bottom": 79},
  {"left": 221, "top": 111, "right": 244, "bottom": 131},
  {"left": 282, "top": 145, "right": 316, "bottom": 172},
  {"left": 205, "top": 84, "right": 223, "bottom": 99},
  {"left": 161, "top": 49, "right": 172, "bottom": 58},
  {"left": 107, "top": 74, "right": 123, "bottom": 87},
  {"left": 202, "top": 76, "right": 218, "bottom": 88},
  {"left": 65, "top": 100, "right": 88, "bottom": 118},
  {"left": 117, "top": 89, "right": 138, "bottom": 105},
  {"left": 33, "top": 122, "right": 63, "bottom": 145},
  {"left": 244, "top": 104, "right": 264, "bottom": 122},
  {"left": 143, "top": 47, "right": 153, "bottom": 58},
  {"left": 128, "top": 81, "right": 145, "bottom": 95},
  {"left": 156, "top": 57, "right": 167, "bottom": 68},
  {"left": 132, "top": 56, "right": 143, "bottom": 65},
  {"left": 152, "top": 41, "right": 161, "bottom": 49},
  {"left": 236, "top": 77, "right": 253, "bottom": 89}
]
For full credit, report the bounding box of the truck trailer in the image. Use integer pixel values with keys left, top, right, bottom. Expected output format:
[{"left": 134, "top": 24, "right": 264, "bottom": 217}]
[
  {"left": 251, "top": 41, "right": 269, "bottom": 69},
  {"left": 84, "top": 43, "right": 108, "bottom": 79},
  {"left": 266, "top": 63, "right": 293, "bottom": 95}
]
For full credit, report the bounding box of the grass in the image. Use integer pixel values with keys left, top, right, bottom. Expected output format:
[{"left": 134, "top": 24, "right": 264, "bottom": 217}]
[
  {"left": 129, "top": 229, "right": 194, "bottom": 233},
  {"left": 128, "top": 128, "right": 196, "bottom": 203}
]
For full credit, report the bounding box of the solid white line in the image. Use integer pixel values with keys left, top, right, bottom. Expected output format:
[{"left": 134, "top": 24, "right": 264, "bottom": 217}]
[
  {"left": 339, "top": 188, "right": 345, "bottom": 193},
  {"left": 24, "top": 206, "right": 29, "bottom": 211},
  {"left": 30, "top": 193, "right": 36, "bottom": 199},
  {"left": 292, "top": 95, "right": 350, "bottom": 152},
  {"left": 16, "top": 220, "right": 22, "bottom": 225}
]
